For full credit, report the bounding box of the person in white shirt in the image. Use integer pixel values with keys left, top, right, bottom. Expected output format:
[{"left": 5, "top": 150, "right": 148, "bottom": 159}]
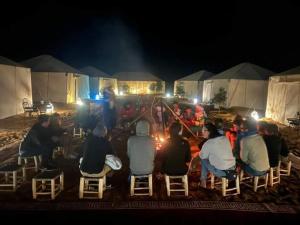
[{"left": 200, "top": 123, "right": 236, "bottom": 188}]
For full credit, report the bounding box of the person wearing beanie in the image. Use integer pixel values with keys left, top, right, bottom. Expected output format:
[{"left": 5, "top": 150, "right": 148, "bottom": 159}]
[{"left": 79, "top": 124, "right": 114, "bottom": 177}]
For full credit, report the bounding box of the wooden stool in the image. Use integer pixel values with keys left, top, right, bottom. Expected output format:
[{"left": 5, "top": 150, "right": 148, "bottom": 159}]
[
  {"left": 210, "top": 173, "right": 240, "bottom": 197},
  {"left": 73, "top": 128, "right": 83, "bottom": 138},
  {"left": 52, "top": 147, "right": 64, "bottom": 159},
  {"left": 165, "top": 174, "right": 188, "bottom": 197},
  {"left": 240, "top": 170, "right": 268, "bottom": 192},
  {"left": 0, "top": 164, "right": 26, "bottom": 192},
  {"left": 269, "top": 165, "right": 280, "bottom": 187},
  {"left": 79, "top": 175, "right": 106, "bottom": 199},
  {"left": 18, "top": 155, "right": 40, "bottom": 172},
  {"left": 130, "top": 174, "right": 153, "bottom": 196},
  {"left": 279, "top": 160, "right": 292, "bottom": 176},
  {"left": 32, "top": 170, "right": 64, "bottom": 200}
]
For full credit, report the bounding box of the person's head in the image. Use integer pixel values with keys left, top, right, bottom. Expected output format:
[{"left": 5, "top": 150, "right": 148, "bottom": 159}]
[
  {"left": 195, "top": 104, "right": 203, "bottom": 113},
  {"left": 232, "top": 115, "right": 243, "bottom": 132},
  {"left": 265, "top": 123, "right": 279, "bottom": 136},
  {"left": 135, "top": 120, "right": 150, "bottom": 136},
  {"left": 38, "top": 114, "right": 50, "bottom": 128},
  {"left": 124, "top": 102, "right": 131, "bottom": 109},
  {"left": 241, "top": 118, "right": 257, "bottom": 133},
  {"left": 169, "top": 122, "right": 183, "bottom": 139},
  {"left": 214, "top": 118, "right": 223, "bottom": 130},
  {"left": 92, "top": 124, "right": 107, "bottom": 138},
  {"left": 202, "top": 123, "right": 220, "bottom": 139},
  {"left": 185, "top": 107, "right": 192, "bottom": 114},
  {"left": 257, "top": 121, "right": 268, "bottom": 135},
  {"left": 50, "top": 113, "right": 62, "bottom": 127},
  {"left": 173, "top": 102, "right": 179, "bottom": 109}
]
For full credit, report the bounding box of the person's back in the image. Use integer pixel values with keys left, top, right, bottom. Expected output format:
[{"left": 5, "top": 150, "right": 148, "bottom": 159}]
[
  {"left": 127, "top": 120, "right": 155, "bottom": 175},
  {"left": 201, "top": 136, "right": 235, "bottom": 170},
  {"left": 161, "top": 123, "right": 191, "bottom": 175},
  {"left": 263, "top": 135, "right": 281, "bottom": 167},
  {"left": 80, "top": 126, "right": 113, "bottom": 174},
  {"left": 162, "top": 138, "right": 191, "bottom": 175},
  {"left": 241, "top": 134, "right": 269, "bottom": 172}
]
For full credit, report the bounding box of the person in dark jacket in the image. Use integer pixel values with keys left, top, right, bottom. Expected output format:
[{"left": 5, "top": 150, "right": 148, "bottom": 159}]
[
  {"left": 20, "top": 114, "right": 55, "bottom": 169},
  {"left": 49, "top": 113, "right": 67, "bottom": 148},
  {"left": 79, "top": 124, "right": 114, "bottom": 177},
  {"left": 262, "top": 123, "right": 282, "bottom": 168},
  {"left": 161, "top": 123, "right": 191, "bottom": 175}
]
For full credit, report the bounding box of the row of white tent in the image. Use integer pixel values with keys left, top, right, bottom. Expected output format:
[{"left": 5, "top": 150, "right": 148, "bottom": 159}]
[
  {"left": 174, "top": 62, "right": 300, "bottom": 125},
  {"left": 0, "top": 55, "right": 164, "bottom": 120}
]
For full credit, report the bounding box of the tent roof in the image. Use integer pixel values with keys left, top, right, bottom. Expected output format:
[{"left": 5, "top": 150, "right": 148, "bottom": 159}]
[
  {"left": 80, "top": 66, "right": 111, "bottom": 78},
  {"left": 21, "top": 55, "right": 82, "bottom": 73},
  {"left": 177, "top": 70, "right": 214, "bottom": 81},
  {"left": 112, "top": 72, "right": 162, "bottom": 81},
  {"left": 276, "top": 66, "right": 300, "bottom": 75},
  {"left": 0, "top": 56, "right": 27, "bottom": 67},
  {"left": 209, "top": 62, "right": 274, "bottom": 80}
]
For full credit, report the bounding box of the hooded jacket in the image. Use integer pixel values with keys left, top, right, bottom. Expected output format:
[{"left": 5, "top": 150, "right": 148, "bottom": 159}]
[{"left": 127, "top": 120, "right": 156, "bottom": 175}]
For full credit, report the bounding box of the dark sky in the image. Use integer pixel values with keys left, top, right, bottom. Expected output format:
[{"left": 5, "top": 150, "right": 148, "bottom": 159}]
[{"left": 1, "top": 0, "right": 300, "bottom": 83}]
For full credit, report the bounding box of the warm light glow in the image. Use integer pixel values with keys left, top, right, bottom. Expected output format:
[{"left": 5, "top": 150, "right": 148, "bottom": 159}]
[
  {"left": 119, "top": 91, "right": 124, "bottom": 96},
  {"left": 193, "top": 98, "right": 198, "bottom": 104},
  {"left": 77, "top": 98, "right": 83, "bottom": 106},
  {"left": 251, "top": 110, "right": 259, "bottom": 120}
]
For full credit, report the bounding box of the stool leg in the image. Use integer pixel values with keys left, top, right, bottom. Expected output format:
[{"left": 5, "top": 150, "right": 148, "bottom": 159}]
[
  {"left": 270, "top": 168, "right": 274, "bottom": 187},
  {"left": 221, "top": 178, "right": 226, "bottom": 196},
  {"left": 287, "top": 161, "right": 292, "bottom": 176},
  {"left": 240, "top": 170, "right": 244, "bottom": 182},
  {"left": 42, "top": 180, "right": 46, "bottom": 191},
  {"left": 210, "top": 174, "right": 215, "bottom": 189},
  {"left": 149, "top": 174, "right": 153, "bottom": 196},
  {"left": 103, "top": 175, "right": 106, "bottom": 191},
  {"left": 34, "top": 156, "right": 39, "bottom": 172},
  {"left": 79, "top": 177, "right": 84, "bottom": 199},
  {"left": 32, "top": 179, "right": 37, "bottom": 199},
  {"left": 165, "top": 176, "right": 170, "bottom": 197},
  {"left": 13, "top": 171, "right": 17, "bottom": 191},
  {"left": 236, "top": 176, "right": 240, "bottom": 194},
  {"left": 130, "top": 176, "right": 135, "bottom": 196},
  {"left": 22, "top": 167, "right": 26, "bottom": 181},
  {"left": 5, "top": 172, "right": 8, "bottom": 183},
  {"left": 18, "top": 157, "right": 22, "bottom": 165},
  {"left": 264, "top": 173, "right": 269, "bottom": 190},
  {"left": 51, "top": 179, "right": 55, "bottom": 200},
  {"left": 183, "top": 175, "right": 188, "bottom": 197},
  {"left": 98, "top": 178, "right": 104, "bottom": 199},
  {"left": 254, "top": 176, "right": 259, "bottom": 192},
  {"left": 60, "top": 173, "right": 64, "bottom": 191}
]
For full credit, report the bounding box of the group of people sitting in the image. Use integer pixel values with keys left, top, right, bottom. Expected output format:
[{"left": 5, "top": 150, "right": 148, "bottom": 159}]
[
  {"left": 20, "top": 113, "right": 66, "bottom": 170},
  {"left": 78, "top": 119, "right": 191, "bottom": 187},
  {"left": 199, "top": 117, "right": 289, "bottom": 188}
]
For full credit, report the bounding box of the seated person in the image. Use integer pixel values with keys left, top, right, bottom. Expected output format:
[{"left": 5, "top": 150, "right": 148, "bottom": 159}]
[
  {"left": 79, "top": 124, "right": 115, "bottom": 179},
  {"left": 262, "top": 123, "right": 282, "bottom": 168},
  {"left": 161, "top": 123, "right": 191, "bottom": 175},
  {"left": 214, "top": 118, "right": 224, "bottom": 135},
  {"left": 239, "top": 119, "right": 270, "bottom": 176},
  {"left": 119, "top": 102, "right": 135, "bottom": 128},
  {"left": 225, "top": 115, "right": 243, "bottom": 150},
  {"left": 20, "top": 114, "right": 56, "bottom": 170},
  {"left": 127, "top": 120, "right": 156, "bottom": 175},
  {"left": 49, "top": 113, "right": 67, "bottom": 148},
  {"left": 200, "top": 123, "right": 236, "bottom": 188}
]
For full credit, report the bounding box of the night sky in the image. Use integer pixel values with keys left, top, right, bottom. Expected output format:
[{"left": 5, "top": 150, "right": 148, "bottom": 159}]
[{"left": 1, "top": 0, "right": 300, "bottom": 85}]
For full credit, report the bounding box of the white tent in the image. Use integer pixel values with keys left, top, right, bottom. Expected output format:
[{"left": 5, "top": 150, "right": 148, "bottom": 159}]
[
  {"left": 265, "top": 66, "right": 300, "bottom": 125},
  {"left": 112, "top": 72, "right": 165, "bottom": 94},
  {"left": 0, "top": 56, "right": 32, "bottom": 119},
  {"left": 22, "top": 55, "right": 90, "bottom": 103},
  {"left": 174, "top": 70, "right": 214, "bottom": 101},
  {"left": 81, "top": 66, "right": 118, "bottom": 99},
  {"left": 203, "top": 62, "right": 273, "bottom": 110}
]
